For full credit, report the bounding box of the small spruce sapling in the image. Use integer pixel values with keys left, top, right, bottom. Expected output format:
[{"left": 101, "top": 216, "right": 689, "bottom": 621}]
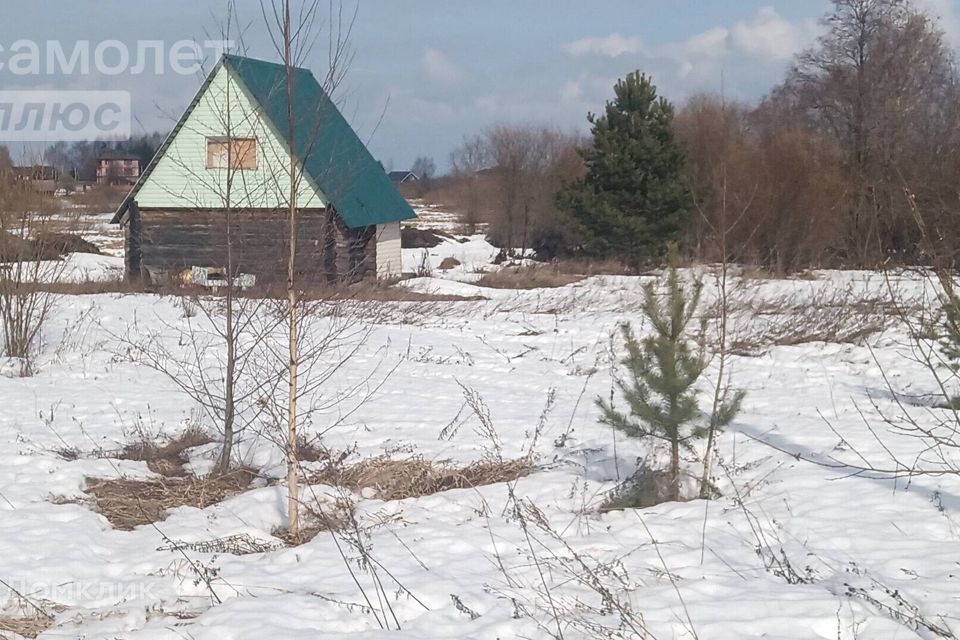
[
  {"left": 598, "top": 266, "right": 706, "bottom": 502},
  {"left": 599, "top": 264, "right": 742, "bottom": 503}
]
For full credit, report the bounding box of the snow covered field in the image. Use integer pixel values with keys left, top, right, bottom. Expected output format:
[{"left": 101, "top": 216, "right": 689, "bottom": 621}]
[{"left": 1, "top": 229, "right": 959, "bottom": 638}]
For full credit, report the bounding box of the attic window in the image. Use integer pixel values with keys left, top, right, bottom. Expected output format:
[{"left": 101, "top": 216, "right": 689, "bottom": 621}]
[{"left": 206, "top": 137, "right": 257, "bottom": 170}]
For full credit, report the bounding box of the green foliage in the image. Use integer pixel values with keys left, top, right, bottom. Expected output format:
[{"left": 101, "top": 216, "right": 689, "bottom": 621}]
[
  {"left": 598, "top": 265, "right": 705, "bottom": 501},
  {"left": 711, "top": 387, "right": 745, "bottom": 432},
  {"left": 558, "top": 71, "right": 690, "bottom": 268}
]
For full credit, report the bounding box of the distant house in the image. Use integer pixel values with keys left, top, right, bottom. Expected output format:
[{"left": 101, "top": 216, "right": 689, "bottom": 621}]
[
  {"left": 388, "top": 170, "right": 419, "bottom": 184},
  {"left": 96, "top": 152, "right": 141, "bottom": 187},
  {"left": 111, "top": 54, "right": 414, "bottom": 283},
  {"left": 12, "top": 165, "right": 61, "bottom": 195}
]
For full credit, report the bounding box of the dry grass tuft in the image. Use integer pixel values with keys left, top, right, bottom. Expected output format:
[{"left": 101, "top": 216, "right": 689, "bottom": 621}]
[
  {"left": 274, "top": 500, "right": 355, "bottom": 545},
  {"left": 476, "top": 265, "right": 584, "bottom": 290},
  {"left": 157, "top": 533, "right": 282, "bottom": 555},
  {"left": 728, "top": 290, "right": 894, "bottom": 355},
  {"left": 550, "top": 258, "right": 635, "bottom": 277},
  {"left": 118, "top": 427, "right": 214, "bottom": 477},
  {"left": 84, "top": 468, "right": 255, "bottom": 530},
  {"left": 309, "top": 455, "right": 533, "bottom": 501},
  {"left": 0, "top": 614, "right": 54, "bottom": 639}
]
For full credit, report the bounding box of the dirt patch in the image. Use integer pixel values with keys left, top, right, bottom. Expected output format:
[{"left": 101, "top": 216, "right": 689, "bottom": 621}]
[
  {"left": 309, "top": 455, "right": 533, "bottom": 501},
  {"left": 84, "top": 468, "right": 255, "bottom": 530},
  {"left": 118, "top": 427, "right": 214, "bottom": 477},
  {"left": 34, "top": 231, "right": 101, "bottom": 256},
  {"left": 401, "top": 227, "right": 450, "bottom": 248},
  {"left": 0, "top": 230, "right": 101, "bottom": 262},
  {"left": 475, "top": 265, "right": 585, "bottom": 290}
]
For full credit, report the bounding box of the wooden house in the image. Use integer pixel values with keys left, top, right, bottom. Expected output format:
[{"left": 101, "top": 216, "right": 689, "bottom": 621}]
[
  {"left": 111, "top": 54, "right": 413, "bottom": 284},
  {"left": 388, "top": 170, "right": 419, "bottom": 184}
]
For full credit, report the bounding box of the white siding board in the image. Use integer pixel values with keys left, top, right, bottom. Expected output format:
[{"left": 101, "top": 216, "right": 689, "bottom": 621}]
[
  {"left": 376, "top": 221, "right": 402, "bottom": 278},
  {"left": 136, "top": 64, "right": 325, "bottom": 210}
]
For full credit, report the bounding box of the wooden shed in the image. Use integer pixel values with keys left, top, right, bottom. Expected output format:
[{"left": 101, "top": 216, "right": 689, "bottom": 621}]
[{"left": 111, "top": 54, "right": 414, "bottom": 284}]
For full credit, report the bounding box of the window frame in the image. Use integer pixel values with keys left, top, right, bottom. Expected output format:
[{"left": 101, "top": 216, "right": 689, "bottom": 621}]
[{"left": 206, "top": 136, "right": 258, "bottom": 170}]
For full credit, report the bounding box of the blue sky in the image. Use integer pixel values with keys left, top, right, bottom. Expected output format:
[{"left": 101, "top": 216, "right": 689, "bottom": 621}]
[{"left": 2, "top": 0, "right": 959, "bottom": 170}]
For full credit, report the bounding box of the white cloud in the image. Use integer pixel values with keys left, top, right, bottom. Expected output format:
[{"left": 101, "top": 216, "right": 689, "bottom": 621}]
[
  {"left": 729, "top": 6, "right": 820, "bottom": 60},
  {"left": 564, "top": 33, "right": 645, "bottom": 58},
  {"left": 563, "top": 7, "right": 820, "bottom": 70},
  {"left": 421, "top": 46, "right": 467, "bottom": 87},
  {"left": 676, "top": 26, "right": 730, "bottom": 59}
]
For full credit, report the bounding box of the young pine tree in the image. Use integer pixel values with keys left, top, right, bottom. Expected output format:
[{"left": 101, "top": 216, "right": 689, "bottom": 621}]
[
  {"left": 558, "top": 71, "right": 689, "bottom": 268},
  {"left": 598, "top": 266, "right": 707, "bottom": 503}
]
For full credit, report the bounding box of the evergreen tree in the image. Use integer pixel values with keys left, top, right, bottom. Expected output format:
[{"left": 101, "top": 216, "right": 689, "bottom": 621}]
[
  {"left": 598, "top": 265, "right": 706, "bottom": 502},
  {"left": 559, "top": 71, "right": 689, "bottom": 268}
]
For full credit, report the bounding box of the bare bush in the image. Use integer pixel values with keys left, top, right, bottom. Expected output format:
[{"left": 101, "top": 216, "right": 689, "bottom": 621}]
[
  {"left": 446, "top": 126, "right": 586, "bottom": 257},
  {"left": 112, "top": 292, "right": 283, "bottom": 475},
  {"left": 0, "top": 183, "right": 75, "bottom": 375},
  {"left": 675, "top": 94, "right": 847, "bottom": 270}
]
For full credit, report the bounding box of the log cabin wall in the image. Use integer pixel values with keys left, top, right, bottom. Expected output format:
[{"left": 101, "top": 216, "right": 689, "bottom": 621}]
[
  {"left": 133, "top": 207, "right": 376, "bottom": 284},
  {"left": 333, "top": 216, "right": 377, "bottom": 282}
]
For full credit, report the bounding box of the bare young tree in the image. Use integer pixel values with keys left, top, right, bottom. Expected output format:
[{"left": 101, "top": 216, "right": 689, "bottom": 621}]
[
  {"left": 449, "top": 134, "right": 490, "bottom": 234},
  {"left": 261, "top": 0, "right": 356, "bottom": 538},
  {"left": 115, "top": 5, "right": 289, "bottom": 475},
  {"left": 690, "top": 159, "right": 751, "bottom": 498}
]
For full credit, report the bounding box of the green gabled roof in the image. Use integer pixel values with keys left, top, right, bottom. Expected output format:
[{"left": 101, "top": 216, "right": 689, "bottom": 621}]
[{"left": 113, "top": 54, "right": 415, "bottom": 227}]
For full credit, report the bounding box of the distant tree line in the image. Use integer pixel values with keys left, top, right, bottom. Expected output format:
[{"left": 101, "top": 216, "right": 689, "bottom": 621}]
[
  {"left": 425, "top": 0, "right": 960, "bottom": 271},
  {"left": 682, "top": 0, "right": 960, "bottom": 270}
]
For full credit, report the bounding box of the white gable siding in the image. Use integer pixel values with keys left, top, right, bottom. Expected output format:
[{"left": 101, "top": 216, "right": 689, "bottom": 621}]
[
  {"left": 376, "top": 221, "right": 402, "bottom": 278},
  {"left": 135, "top": 64, "right": 325, "bottom": 209}
]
